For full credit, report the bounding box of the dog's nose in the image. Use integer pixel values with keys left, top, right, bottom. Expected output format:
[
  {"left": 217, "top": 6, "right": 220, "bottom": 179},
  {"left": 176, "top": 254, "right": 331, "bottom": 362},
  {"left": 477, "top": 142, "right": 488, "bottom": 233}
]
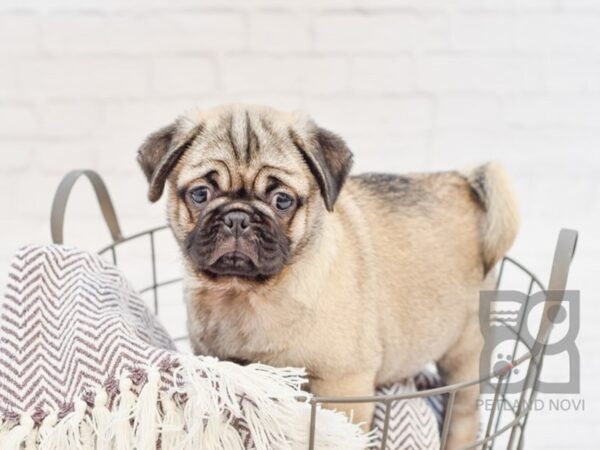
[{"left": 223, "top": 211, "right": 250, "bottom": 234}]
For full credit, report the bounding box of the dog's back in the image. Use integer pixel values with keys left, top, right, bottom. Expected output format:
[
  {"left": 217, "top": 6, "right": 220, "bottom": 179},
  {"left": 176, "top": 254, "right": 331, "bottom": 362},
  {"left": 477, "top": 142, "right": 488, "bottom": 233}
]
[
  {"left": 350, "top": 163, "right": 519, "bottom": 272},
  {"left": 342, "top": 164, "right": 519, "bottom": 384}
]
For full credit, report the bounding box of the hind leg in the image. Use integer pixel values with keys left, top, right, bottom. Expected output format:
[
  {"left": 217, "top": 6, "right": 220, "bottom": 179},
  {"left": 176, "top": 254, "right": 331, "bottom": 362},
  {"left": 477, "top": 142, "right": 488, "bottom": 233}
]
[{"left": 437, "top": 312, "right": 483, "bottom": 449}]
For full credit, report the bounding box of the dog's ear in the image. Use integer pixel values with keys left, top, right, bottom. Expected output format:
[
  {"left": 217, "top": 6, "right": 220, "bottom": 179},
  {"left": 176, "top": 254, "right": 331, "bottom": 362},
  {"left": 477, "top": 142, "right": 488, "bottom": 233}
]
[
  {"left": 137, "top": 123, "right": 202, "bottom": 202},
  {"left": 292, "top": 127, "right": 353, "bottom": 211}
]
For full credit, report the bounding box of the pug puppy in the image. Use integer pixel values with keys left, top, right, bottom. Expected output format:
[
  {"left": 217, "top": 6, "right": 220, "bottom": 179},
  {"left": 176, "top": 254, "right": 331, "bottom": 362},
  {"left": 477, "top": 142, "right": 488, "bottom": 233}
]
[{"left": 137, "top": 104, "right": 519, "bottom": 449}]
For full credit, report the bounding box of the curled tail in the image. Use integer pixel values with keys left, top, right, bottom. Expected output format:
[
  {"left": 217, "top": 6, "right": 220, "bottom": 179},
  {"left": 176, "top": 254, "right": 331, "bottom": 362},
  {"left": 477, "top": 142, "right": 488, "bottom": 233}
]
[{"left": 463, "top": 162, "right": 520, "bottom": 273}]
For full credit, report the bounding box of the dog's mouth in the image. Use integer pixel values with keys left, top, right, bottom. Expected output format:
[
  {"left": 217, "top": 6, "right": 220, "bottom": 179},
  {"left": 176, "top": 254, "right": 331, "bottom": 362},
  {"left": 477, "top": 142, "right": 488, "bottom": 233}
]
[
  {"left": 201, "top": 237, "right": 263, "bottom": 278},
  {"left": 207, "top": 251, "right": 258, "bottom": 277}
]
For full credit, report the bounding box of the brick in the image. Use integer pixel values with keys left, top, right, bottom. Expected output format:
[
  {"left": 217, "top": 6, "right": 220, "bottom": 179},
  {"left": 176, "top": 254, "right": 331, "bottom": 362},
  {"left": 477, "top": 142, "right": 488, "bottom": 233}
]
[
  {"left": 143, "top": 13, "right": 245, "bottom": 53},
  {"left": 40, "top": 15, "right": 111, "bottom": 54},
  {"left": 1, "top": 0, "right": 217, "bottom": 13},
  {"left": 0, "top": 170, "right": 57, "bottom": 219},
  {"left": 307, "top": 97, "right": 433, "bottom": 135},
  {"left": 146, "top": 0, "right": 297, "bottom": 10},
  {"left": 40, "top": 13, "right": 245, "bottom": 55},
  {"left": 39, "top": 102, "right": 103, "bottom": 137},
  {"left": 451, "top": 13, "right": 515, "bottom": 51},
  {"left": 303, "top": 58, "right": 349, "bottom": 94},
  {"left": 545, "top": 55, "right": 600, "bottom": 92},
  {"left": 0, "top": 0, "right": 118, "bottom": 12},
  {"left": 0, "top": 0, "right": 36, "bottom": 12},
  {"left": 504, "top": 129, "right": 600, "bottom": 177},
  {"left": 100, "top": 100, "right": 193, "bottom": 135},
  {"left": 350, "top": 56, "right": 416, "bottom": 93},
  {"left": 429, "top": 130, "right": 508, "bottom": 170},
  {"left": 559, "top": 0, "right": 600, "bottom": 9},
  {"left": 315, "top": 13, "right": 418, "bottom": 52},
  {"left": 417, "top": 55, "right": 545, "bottom": 93},
  {"left": 414, "top": 13, "right": 453, "bottom": 52},
  {"left": 151, "top": 57, "right": 217, "bottom": 96},
  {"left": 19, "top": 58, "right": 148, "bottom": 99},
  {"left": 0, "top": 140, "right": 34, "bottom": 172},
  {"left": 0, "top": 14, "right": 38, "bottom": 55},
  {"left": 505, "top": 94, "right": 600, "bottom": 128},
  {"left": 358, "top": 0, "right": 549, "bottom": 11},
  {"left": 346, "top": 133, "right": 432, "bottom": 173},
  {"left": 33, "top": 140, "right": 99, "bottom": 173},
  {"left": 222, "top": 56, "right": 349, "bottom": 94},
  {"left": 456, "top": 0, "right": 560, "bottom": 10},
  {"left": 435, "top": 95, "right": 502, "bottom": 130},
  {"left": 214, "top": 93, "right": 303, "bottom": 111},
  {"left": 515, "top": 13, "right": 600, "bottom": 52},
  {"left": 0, "top": 64, "right": 20, "bottom": 99},
  {"left": 454, "top": 0, "right": 514, "bottom": 10},
  {"left": 315, "top": 11, "right": 451, "bottom": 52},
  {"left": 348, "top": 0, "right": 419, "bottom": 9},
  {"left": 248, "top": 12, "right": 311, "bottom": 53},
  {"left": 0, "top": 104, "right": 38, "bottom": 136},
  {"left": 528, "top": 176, "right": 596, "bottom": 221}
]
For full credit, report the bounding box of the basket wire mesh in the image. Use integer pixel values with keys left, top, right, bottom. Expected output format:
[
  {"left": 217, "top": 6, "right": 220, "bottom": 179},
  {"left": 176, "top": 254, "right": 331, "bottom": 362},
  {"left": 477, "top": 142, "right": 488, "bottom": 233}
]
[{"left": 51, "top": 170, "right": 578, "bottom": 450}]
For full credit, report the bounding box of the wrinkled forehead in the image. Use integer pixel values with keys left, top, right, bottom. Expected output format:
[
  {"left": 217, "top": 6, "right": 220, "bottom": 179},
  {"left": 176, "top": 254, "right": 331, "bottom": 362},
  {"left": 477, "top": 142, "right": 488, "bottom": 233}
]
[{"left": 175, "top": 108, "right": 312, "bottom": 194}]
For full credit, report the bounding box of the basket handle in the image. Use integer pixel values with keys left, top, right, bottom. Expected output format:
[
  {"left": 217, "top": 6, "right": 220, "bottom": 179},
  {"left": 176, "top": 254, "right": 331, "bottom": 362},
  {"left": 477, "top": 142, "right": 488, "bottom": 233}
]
[
  {"left": 533, "top": 228, "right": 578, "bottom": 354},
  {"left": 547, "top": 228, "right": 578, "bottom": 292},
  {"left": 51, "top": 170, "right": 123, "bottom": 245}
]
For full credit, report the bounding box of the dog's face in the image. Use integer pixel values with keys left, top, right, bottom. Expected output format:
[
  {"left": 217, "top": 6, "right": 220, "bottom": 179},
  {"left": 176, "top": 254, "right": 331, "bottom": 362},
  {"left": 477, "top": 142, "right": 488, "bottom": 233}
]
[{"left": 137, "top": 104, "right": 353, "bottom": 284}]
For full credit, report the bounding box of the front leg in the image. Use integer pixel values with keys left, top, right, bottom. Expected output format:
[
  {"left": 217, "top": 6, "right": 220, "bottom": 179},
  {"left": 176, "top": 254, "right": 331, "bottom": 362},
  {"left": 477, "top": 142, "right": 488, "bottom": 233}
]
[
  {"left": 438, "top": 314, "right": 483, "bottom": 450},
  {"left": 310, "top": 371, "right": 377, "bottom": 431}
]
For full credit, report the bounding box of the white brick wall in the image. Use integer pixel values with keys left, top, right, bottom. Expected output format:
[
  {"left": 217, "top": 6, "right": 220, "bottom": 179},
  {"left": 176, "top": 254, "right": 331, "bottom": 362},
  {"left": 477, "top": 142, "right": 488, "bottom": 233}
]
[{"left": 0, "top": 1, "right": 597, "bottom": 447}]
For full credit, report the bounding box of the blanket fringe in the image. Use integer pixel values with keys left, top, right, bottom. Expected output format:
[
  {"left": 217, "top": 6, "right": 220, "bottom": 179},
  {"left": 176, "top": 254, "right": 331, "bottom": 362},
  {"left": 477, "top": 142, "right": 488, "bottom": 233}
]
[
  {"left": 113, "top": 376, "right": 135, "bottom": 450},
  {"left": 39, "top": 400, "right": 87, "bottom": 450},
  {"left": 36, "top": 413, "right": 57, "bottom": 448},
  {"left": 25, "top": 427, "right": 38, "bottom": 450},
  {"left": 91, "top": 388, "right": 112, "bottom": 450},
  {"left": 0, "top": 418, "right": 16, "bottom": 447},
  {"left": 1, "top": 357, "right": 372, "bottom": 450},
  {"left": 133, "top": 367, "right": 160, "bottom": 450},
  {"left": 2, "top": 414, "right": 33, "bottom": 450},
  {"left": 159, "top": 392, "right": 185, "bottom": 449}
]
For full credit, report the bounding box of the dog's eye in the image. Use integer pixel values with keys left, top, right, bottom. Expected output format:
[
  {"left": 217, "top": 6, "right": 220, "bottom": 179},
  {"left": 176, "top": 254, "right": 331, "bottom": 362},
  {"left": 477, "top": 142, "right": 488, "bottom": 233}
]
[
  {"left": 273, "top": 192, "right": 294, "bottom": 211},
  {"left": 189, "top": 186, "right": 211, "bottom": 204}
]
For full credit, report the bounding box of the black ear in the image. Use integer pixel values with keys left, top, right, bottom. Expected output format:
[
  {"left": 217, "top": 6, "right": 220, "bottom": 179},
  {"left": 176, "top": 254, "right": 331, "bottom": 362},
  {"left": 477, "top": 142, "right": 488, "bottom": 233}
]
[
  {"left": 292, "top": 127, "right": 353, "bottom": 211},
  {"left": 137, "top": 123, "right": 203, "bottom": 202}
]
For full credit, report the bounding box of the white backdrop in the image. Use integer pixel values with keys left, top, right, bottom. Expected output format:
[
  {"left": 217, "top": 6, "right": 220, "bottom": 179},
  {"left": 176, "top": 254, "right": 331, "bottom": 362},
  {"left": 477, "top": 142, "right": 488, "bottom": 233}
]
[{"left": 0, "top": 1, "right": 598, "bottom": 448}]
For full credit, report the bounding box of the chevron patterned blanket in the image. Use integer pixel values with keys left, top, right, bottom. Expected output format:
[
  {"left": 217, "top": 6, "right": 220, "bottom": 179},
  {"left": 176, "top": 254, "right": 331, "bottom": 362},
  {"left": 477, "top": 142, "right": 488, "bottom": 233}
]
[{"left": 0, "top": 245, "right": 441, "bottom": 450}]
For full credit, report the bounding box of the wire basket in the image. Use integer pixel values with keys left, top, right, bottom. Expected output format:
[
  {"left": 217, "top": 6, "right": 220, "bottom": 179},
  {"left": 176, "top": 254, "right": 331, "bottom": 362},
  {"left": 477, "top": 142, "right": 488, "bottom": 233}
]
[{"left": 50, "top": 170, "right": 578, "bottom": 450}]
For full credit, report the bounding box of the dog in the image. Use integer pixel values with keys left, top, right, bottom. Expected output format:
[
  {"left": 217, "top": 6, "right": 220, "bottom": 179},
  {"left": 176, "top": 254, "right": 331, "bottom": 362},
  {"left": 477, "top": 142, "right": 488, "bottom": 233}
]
[{"left": 137, "top": 104, "right": 519, "bottom": 449}]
